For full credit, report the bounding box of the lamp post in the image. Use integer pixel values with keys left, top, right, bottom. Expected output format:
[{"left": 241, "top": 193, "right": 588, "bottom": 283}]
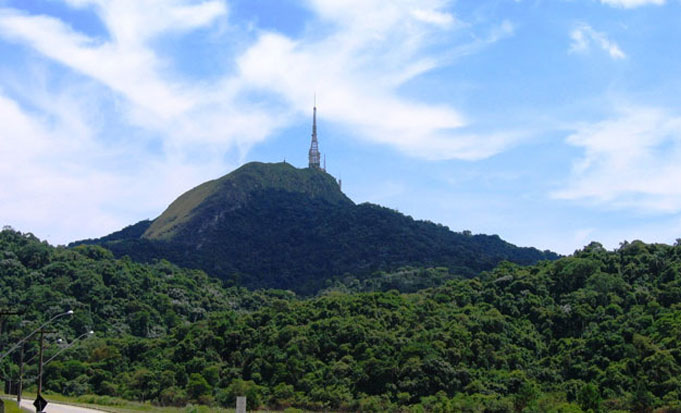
[
  {"left": 0, "top": 309, "right": 22, "bottom": 413},
  {"left": 42, "top": 330, "right": 94, "bottom": 366},
  {"left": 0, "top": 310, "right": 73, "bottom": 362},
  {"left": 17, "top": 345, "right": 24, "bottom": 404},
  {"left": 36, "top": 328, "right": 56, "bottom": 400},
  {"left": 17, "top": 330, "right": 94, "bottom": 405},
  {"left": 0, "top": 309, "right": 71, "bottom": 413},
  {"left": 39, "top": 330, "right": 94, "bottom": 393}
]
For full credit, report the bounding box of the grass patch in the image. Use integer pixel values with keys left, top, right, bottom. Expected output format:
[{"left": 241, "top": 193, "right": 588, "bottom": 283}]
[
  {"left": 1, "top": 398, "right": 27, "bottom": 413},
  {"left": 15, "top": 392, "right": 318, "bottom": 413},
  {"left": 20, "top": 392, "right": 235, "bottom": 413}
]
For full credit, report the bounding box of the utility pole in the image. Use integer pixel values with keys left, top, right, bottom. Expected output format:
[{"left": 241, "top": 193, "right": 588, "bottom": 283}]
[
  {"left": 0, "top": 309, "right": 20, "bottom": 413},
  {"left": 38, "top": 330, "right": 44, "bottom": 398},
  {"left": 37, "top": 329, "right": 56, "bottom": 398},
  {"left": 33, "top": 329, "right": 55, "bottom": 413},
  {"left": 0, "top": 309, "right": 70, "bottom": 413},
  {"left": 17, "top": 345, "right": 24, "bottom": 404}
]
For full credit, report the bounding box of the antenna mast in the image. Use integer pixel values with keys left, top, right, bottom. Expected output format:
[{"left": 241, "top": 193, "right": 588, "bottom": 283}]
[{"left": 308, "top": 96, "right": 321, "bottom": 169}]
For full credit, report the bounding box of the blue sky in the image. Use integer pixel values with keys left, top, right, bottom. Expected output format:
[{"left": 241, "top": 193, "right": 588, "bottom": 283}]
[{"left": 1, "top": 0, "right": 680, "bottom": 254}]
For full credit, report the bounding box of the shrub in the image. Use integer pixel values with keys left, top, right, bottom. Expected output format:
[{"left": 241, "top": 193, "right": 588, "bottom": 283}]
[{"left": 216, "top": 379, "right": 264, "bottom": 411}]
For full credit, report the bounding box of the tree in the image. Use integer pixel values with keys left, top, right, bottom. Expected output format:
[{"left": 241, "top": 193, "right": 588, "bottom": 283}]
[
  {"left": 218, "top": 379, "right": 264, "bottom": 410},
  {"left": 630, "top": 381, "right": 654, "bottom": 413},
  {"left": 187, "top": 373, "right": 211, "bottom": 400},
  {"left": 577, "top": 383, "right": 601, "bottom": 412}
]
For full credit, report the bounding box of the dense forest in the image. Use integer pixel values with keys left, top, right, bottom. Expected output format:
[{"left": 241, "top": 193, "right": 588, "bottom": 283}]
[
  {"left": 2, "top": 228, "right": 681, "bottom": 412},
  {"left": 74, "top": 162, "right": 557, "bottom": 295}
]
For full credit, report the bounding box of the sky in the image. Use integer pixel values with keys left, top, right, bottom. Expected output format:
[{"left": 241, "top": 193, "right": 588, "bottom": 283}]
[{"left": 1, "top": 0, "right": 681, "bottom": 255}]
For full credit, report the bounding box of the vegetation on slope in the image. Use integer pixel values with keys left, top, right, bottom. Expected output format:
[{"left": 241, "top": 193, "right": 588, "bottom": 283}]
[
  {"left": 3, "top": 228, "right": 681, "bottom": 411},
  {"left": 74, "top": 162, "right": 557, "bottom": 295},
  {"left": 143, "top": 162, "right": 352, "bottom": 240}
]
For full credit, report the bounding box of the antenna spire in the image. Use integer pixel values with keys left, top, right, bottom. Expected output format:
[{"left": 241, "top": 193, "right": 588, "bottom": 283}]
[
  {"left": 313, "top": 103, "right": 317, "bottom": 138},
  {"left": 308, "top": 96, "right": 321, "bottom": 169}
]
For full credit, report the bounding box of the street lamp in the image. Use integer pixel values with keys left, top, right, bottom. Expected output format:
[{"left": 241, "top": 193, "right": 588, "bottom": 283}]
[
  {"left": 0, "top": 309, "right": 72, "bottom": 412},
  {"left": 0, "top": 310, "right": 73, "bottom": 362},
  {"left": 43, "top": 330, "right": 94, "bottom": 366},
  {"left": 20, "top": 338, "right": 63, "bottom": 369},
  {"left": 35, "top": 329, "right": 94, "bottom": 403},
  {"left": 16, "top": 331, "right": 94, "bottom": 405}
]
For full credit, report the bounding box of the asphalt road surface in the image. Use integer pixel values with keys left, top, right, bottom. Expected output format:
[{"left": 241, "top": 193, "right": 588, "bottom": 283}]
[{"left": 19, "top": 399, "right": 104, "bottom": 413}]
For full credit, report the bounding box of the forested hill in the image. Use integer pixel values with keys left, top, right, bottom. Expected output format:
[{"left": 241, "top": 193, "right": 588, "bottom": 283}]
[
  {"left": 73, "top": 161, "right": 557, "bottom": 294},
  {"left": 3, "top": 228, "right": 681, "bottom": 411}
]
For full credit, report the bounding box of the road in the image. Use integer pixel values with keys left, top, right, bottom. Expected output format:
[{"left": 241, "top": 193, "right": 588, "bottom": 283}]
[{"left": 19, "top": 399, "right": 104, "bottom": 413}]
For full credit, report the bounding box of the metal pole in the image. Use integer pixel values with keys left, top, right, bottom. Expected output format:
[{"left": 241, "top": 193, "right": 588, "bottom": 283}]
[
  {"left": 33, "top": 328, "right": 56, "bottom": 413},
  {"left": 0, "top": 309, "right": 22, "bottom": 413},
  {"left": 37, "top": 330, "right": 45, "bottom": 399},
  {"left": 17, "top": 344, "right": 24, "bottom": 404}
]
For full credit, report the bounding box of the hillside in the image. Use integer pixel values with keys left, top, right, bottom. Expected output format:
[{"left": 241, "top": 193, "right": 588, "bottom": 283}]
[
  {"left": 0, "top": 229, "right": 274, "bottom": 339},
  {"left": 74, "top": 162, "right": 557, "bottom": 294},
  {"left": 3, "top": 228, "right": 681, "bottom": 411},
  {"left": 143, "top": 161, "right": 352, "bottom": 241}
]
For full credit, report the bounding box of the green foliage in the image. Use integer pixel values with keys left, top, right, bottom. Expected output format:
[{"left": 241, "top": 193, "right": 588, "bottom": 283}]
[
  {"left": 1, "top": 399, "right": 24, "bottom": 413},
  {"left": 143, "top": 161, "right": 351, "bottom": 240},
  {"left": 74, "top": 162, "right": 557, "bottom": 295},
  {"left": 321, "top": 267, "right": 461, "bottom": 294},
  {"left": 514, "top": 382, "right": 539, "bottom": 412},
  {"left": 216, "top": 379, "right": 263, "bottom": 410},
  {"left": 577, "top": 383, "right": 601, "bottom": 412},
  {"left": 186, "top": 373, "right": 211, "bottom": 400},
  {"left": 4, "top": 229, "right": 681, "bottom": 412}
]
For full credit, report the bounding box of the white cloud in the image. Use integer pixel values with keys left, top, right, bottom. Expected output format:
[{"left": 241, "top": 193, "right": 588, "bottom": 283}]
[
  {"left": 553, "top": 106, "right": 681, "bottom": 213},
  {"left": 0, "top": 0, "right": 516, "bottom": 161},
  {"left": 0, "top": 2, "right": 232, "bottom": 121},
  {"left": 237, "top": 0, "right": 517, "bottom": 160},
  {"left": 600, "top": 0, "right": 665, "bottom": 8},
  {"left": 569, "top": 24, "right": 626, "bottom": 59},
  {"left": 0, "top": 10, "right": 189, "bottom": 119},
  {"left": 411, "top": 9, "right": 456, "bottom": 28},
  {"left": 63, "top": 0, "right": 228, "bottom": 42},
  {"left": 0, "top": 86, "right": 235, "bottom": 244},
  {"left": 0, "top": 1, "right": 285, "bottom": 163},
  {"left": 0, "top": 0, "right": 518, "bottom": 242}
]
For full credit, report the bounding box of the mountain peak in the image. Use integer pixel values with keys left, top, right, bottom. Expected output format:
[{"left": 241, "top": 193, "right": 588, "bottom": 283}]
[
  {"left": 143, "top": 161, "right": 350, "bottom": 240},
  {"left": 76, "top": 161, "right": 557, "bottom": 294}
]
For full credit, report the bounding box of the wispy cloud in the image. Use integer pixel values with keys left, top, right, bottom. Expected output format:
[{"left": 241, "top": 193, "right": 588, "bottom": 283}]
[
  {"left": 0, "top": 0, "right": 516, "bottom": 242},
  {"left": 0, "top": 2, "right": 287, "bottom": 159},
  {"left": 600, "top": 0, "right": 665, "bottom": 8},
  {"left": 553, "top": 106, "right": 681, "bottom": 213},
  {"left": 569, "top": 24, "right": 626, "bottom": 59},
  {"left": 411, "top": 8, "right": 456, "bottom": 28},
  {"left": 0, "top": 0, "right": 516, "bottom": 162},
  {"left": 0, "top": 84, "right": 232, "bottom": 243},
  {"left": 0, "top": 0, "right": 283, "bottom": 242},
  {"left": 237, "top": 0, "right": 518, "bottom": 160}
]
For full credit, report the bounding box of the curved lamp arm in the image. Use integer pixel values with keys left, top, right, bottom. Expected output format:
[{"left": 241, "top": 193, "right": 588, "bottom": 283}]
[
  {"left": 24, "top": 330, "right": 94, "bottom": 382},
  {"left": 0, "top": 310, "right": 73, "bottom": 362},
  {"left": 43, "top": 330, "right": 94, "bottom": 366}
]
